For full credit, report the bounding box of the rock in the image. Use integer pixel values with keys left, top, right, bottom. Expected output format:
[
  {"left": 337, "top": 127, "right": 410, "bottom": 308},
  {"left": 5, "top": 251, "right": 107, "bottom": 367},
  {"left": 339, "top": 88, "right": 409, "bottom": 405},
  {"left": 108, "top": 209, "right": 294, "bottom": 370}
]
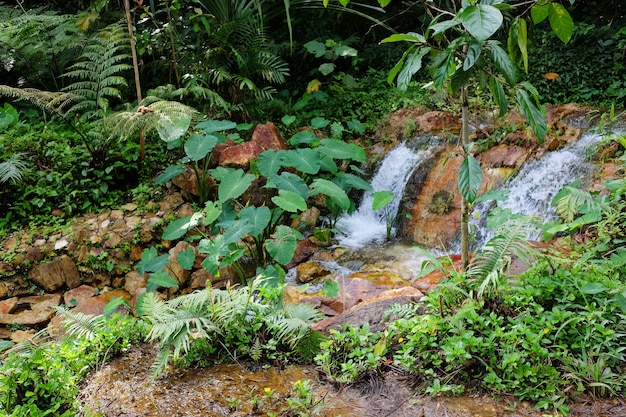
[
  {"left": 477, "top": 144, "right": 530, "bottom": 168},
  {"left": 313, "top": 286, "right": 423, "bottom": 333},
  {"left": 172, "top": 166, "right": 215, "bottom": 197},
  {"left": 30, "top": 255, "right": 81, "bottom": 291},
  {"left": 296, "top": 262, "right": 332, "bottom": 284},
  {"left": 25, "top": 247, "right": 45, "bottom": 263},
  {"left": 285, "top": 237, "right": 319, "bottom": 270},
  {"left": 124, "top": 271, "right": 148, "bottom": 296},
  {"left": 11, "top": 329, "right": 37, "bottom": 343},
  {"left": 219, "top": 140, "right": 264, "bottom": 169},
  {"left": 167, "top": 241, "right": 194, "bottom": 286},
  {"left": 251, "top": 121, "right": 288, "bottom": 152},
  {"left": 416, "top": 111, "right": 461, "bottom": 133},
  {"left": 0, "top": 297, "right": 18, "bottom": 314},
  {"left": 0, "top": 293, "right": 62, "bottom": 326},
  {"left": 63, "top": 285, "right": 96, "bottom": 307}
]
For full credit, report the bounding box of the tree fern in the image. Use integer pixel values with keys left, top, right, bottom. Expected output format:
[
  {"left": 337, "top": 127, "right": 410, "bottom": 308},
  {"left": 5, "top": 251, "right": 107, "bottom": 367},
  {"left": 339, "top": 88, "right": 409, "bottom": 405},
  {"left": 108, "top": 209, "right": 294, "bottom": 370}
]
[{"left": 62, "top": 23, "right": 132, "bottom": 120}]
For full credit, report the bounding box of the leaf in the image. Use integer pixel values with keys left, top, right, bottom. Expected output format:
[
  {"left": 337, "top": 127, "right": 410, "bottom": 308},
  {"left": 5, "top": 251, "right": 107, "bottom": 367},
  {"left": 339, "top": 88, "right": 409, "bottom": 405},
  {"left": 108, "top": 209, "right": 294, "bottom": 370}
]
[
  {"left": 310, "top": 178, "right": 350, "bottom": 210},
  {"left": 157, "top": 112, "right": 191, "bottom": 142},
  {"left": 184, "top": 133, "right": 217, "bottom": 161},
  {"left": 177, "top": 248, "right": 196, "bottom": 271},
  {"left": 515, "top": 89, "right": 547, "bottom": 142},
  {"left": 266, "top": 225, "right": 297, "bottom": 265},
  {"left": 458, "top": 4, "right": 503, "bottom": 42},
  {"left": 288, "top": 131, "right": 319, "bottom": 146},
  {"left": 347, "top": 119, "right": 364, "bottom": 134},
  {"left": 580, "top": 283, "right": 609, "bottom": 295},
  {"left": 281, "top": 148, "right": 322, "bottom": 174},
  {"left": 372, "top": 190, "right": 394, "bottom": 211},
  {"left": 489, "top": 77, "right": 508, "bottom": 117},
  {"left": 516, "top": 18, "right": 528, "bottom": 73},
  {"left": 317, "top": 139, "right": 366, "bottom": 163},
  {"left": 281, "top": 115, "right": 296, "bottom": 126},
  {"left": 458, "top": 155, "right": 482, "bottom": 204},
  {"left": 450, "top": 68, "right": 472, "bottom": 93},
  {"left": 217, "top": 169, "right": 254, "bottom": 202},
  {"left": 162, "top": 212, "right": 203, "bottom": 240},
  {"left": 463, "top": 42, "right": 481, "bottom": 71},
  {"left": 430, "top": 48, "right": 456, "bottom": 90},
  {"left": 530, "top": 4, "right": 549, "bottom": 24},
  {"left": 155, "top": 164, "right": 186, "bottom": 184},
  {"left": 321, "top": 279, "right": 339, "bottom": 298},
  {"left": 268, "top": 172, "right": 309, "bottom": 198},
  {"left": 203, "top": 201, "right": 222, "bottom": 226},
  {"left": 311, "top": 117, "right": 330, "bottom": 129},
  {"left": 319, "top": 63, "right": 336, "bottom": 76},
  {"left": 147, "top": 271, "right": 179, "bottom": 292},
  {"left": 272, "top": 190, "right": 308, "bottom": 213},
  {"left": 549, "top": 3, "right": 574, "bottom": 44},
  {"left": 304, "top": 40, "right": 327, "bottom": 57},
  {"left": 239, "top": 206, "right": 271, "bottom": 236},
  {"left": 334, "top": 172, "right": 372, "bottom": 192},
  {"left": 102, "top": 296, "right": 128, "bottom": 317},
  {"left": 195, "top": 119, "right": 237, "bottom": 133},
  {"left": 397, "top": 47, "right": 431, "bottom": 91},
  {"left": 381, "top": 32, "right": 426, "bottom": 44},
  {"left": 222, "top": 217, "right": 254, "bottom": 244},
  {"left": 257, "top": 149, "right": 286, "bottom": 177},
  {"left": 136, "top": 247, "right": 170, "bottom": 275},
  {"left": 488, "top": 42, "right": 518, "bottom": 85}
]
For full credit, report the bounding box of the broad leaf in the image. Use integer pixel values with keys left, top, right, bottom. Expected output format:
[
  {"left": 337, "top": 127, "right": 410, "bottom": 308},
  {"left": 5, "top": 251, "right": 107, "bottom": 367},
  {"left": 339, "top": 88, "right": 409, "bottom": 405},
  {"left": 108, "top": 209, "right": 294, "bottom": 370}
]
[
  {"left": 458, "top": 155, "right": 482, "bottom": 204},
  {"left": 155, "top": 164, "right": 186, "bottom": 184},
  {"left": 318, "top": 139, "right": 366, "bottom": 163},
  {"left": 147, "top": 271, "right": 179, "bottom": 292},
  {"left": 430, "top": 48, "right": 456, "bottom": 90},
  {"left": 463, "top": 42, "right": 481, "bottom": 71},
  {"left": 311, "top": 117, "right": 330, "bottom": 129},
  {"left": 257, "top": 149, "right": 286, "bottom": 177},
  {"left": 136, "top": 247, "right": 169, "bottom": 275},
  {"left": 239, "top": 206, "right": 271, "bottom": 236},
  {"left": 177, "top": 248, "right": 196, "bottom": 271},
  {"left": 318, "top": 154, "right": 338, "bottom": 174},
  {"left": 580, "top": 283, "right": 609, "bottom": 295},
  {"left": 157, "top": 113, "right": 191, "bottom": 142},
  {"left": 303, "top": 40, "right": 326, "bottom": 57},
  {"left": 429, "top": 18, "right": 461, "bottom": 37},
  {"left": 203, "top": 201, "right": 222, "bottom": 226},
  {"left": 549, "top": 3, "right": 574, "bottom": 44},
  {"left": 319, "top": 63, "right": 336, "bottom": 76},
  {"left": 222, "top": 217, "right": 254, "bottom": 244},
  {"left": 372, "top": 190, "right": 394, "bottom": 211},
  {"left": 184, "top": 133, "right": 217, "bottom": 161},
  {"left": 489, "top": 77, "right": 508, "bottom": 117},
  {"left": 458, "top": 4, "right": 503, "bottom": 42},
  {"left": 347, "top": 119, "right": 365, "bottom": 135},
  {"left": 162, "top": 212, "right": 203, "bottom": 240},
  {"left": 268, "top": 172, "right": 309, "bottom": 198},
  {"left": 334, "top": 172, "right": 372, "bottom": 192},
  {"left": 281, "top": 148, "right": 321, "bottom": 174},
  {"left": 381, "top": 32, "right": 426, "bottom": 44},
  {"left": 530, "top": 4, "right": 549, "bottom": 24},
  {"left": 217, "top": 169, "right": 254, "bottom": 202},
  {"left": 288, "top": 131, "right": 319, "bottom": 146},
  {"left": 397, "top": 47, "right": 431, "bottom": 91},
  {"left": 321, "top": 279, "right": 339, "bottom": 297},
  {"left": 451, "top": 68, "right": 472, "bottom": 93},
  {"left": 266, "top": 225, "right": 297, "bottom": 265},
  {"left": 195, "top": 119, "right": 237, "bottom": 133},
  {"left": 281, "top": 115, "right": 296, "bottom": 126},
  {"left": 310, "top": 178, "right": 350, "bottom": 210},
  {"left": 488, "top": 43, "right": 518, "bottom": 85},
  {"left": 272, "top": 190, "right": 308, "bottom": 213},
  {"left": 516, "top": 89, "right": 547, "bottom": 142}
]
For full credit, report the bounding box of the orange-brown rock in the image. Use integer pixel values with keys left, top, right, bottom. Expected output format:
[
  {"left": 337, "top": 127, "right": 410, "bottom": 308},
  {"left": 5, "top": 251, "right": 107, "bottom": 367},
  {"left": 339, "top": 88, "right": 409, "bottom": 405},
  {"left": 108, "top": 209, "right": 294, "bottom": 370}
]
[
  {"left": 285, "top": 237, "right": 319, "bottom": 270},
  {"left": 30, "top": 254, "right": 81, "bottom": 292},
  {"left": 218, "top": 122, "right": 287, "bottom": 169},
  {"left": 296, "top": 262, "right": 332, "bottom": 284},
  {"left": 416, "top": 111, "right": 462, "bottom": 134}
]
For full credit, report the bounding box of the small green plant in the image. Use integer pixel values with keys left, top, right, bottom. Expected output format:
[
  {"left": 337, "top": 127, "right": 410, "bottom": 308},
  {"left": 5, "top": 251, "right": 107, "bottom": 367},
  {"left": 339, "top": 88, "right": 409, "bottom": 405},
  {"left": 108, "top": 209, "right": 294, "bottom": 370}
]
[{"left": 285, "top": 379, "right": 325, "bottom": 417}]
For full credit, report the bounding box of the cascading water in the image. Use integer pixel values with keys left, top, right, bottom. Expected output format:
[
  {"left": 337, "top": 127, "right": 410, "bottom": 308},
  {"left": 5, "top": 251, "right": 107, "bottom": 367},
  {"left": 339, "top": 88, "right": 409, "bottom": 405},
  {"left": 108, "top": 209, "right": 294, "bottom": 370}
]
[
  {"left": 471, "top": 130, "right": 606, "bottom": 247},
  {"left": 335, "top": 139, "right": 437, "bottom": 248}
]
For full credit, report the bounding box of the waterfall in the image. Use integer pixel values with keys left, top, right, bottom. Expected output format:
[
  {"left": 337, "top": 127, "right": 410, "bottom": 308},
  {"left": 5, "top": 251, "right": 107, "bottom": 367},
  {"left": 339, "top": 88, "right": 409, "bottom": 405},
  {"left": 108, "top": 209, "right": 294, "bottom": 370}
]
[
  {"left": 472, "top": 131, "right": 605, "bottom": 246},
  {"left": 335, "top": 140, "right": 436, "bottom": 248}
]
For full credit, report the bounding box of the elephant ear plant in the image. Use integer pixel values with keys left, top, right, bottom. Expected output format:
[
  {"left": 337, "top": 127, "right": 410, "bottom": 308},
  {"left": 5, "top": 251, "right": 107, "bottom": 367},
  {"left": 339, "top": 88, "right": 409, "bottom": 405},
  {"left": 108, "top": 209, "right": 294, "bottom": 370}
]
[{"left": 139, "top": 118, "right": 370, "bottom": 295}]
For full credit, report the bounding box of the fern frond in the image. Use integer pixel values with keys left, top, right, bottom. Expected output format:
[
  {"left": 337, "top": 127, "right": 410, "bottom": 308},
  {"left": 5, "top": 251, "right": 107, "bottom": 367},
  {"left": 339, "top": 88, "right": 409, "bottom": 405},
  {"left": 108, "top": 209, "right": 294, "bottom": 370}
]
[
  {"left": 555, "top": 186, "right": 594, "bottom": 222},
  {"left": 382, "top": 302, "right": 422, "bottom": 322},
  {"left": 267, "top": 303, "right": 322, "bottom": 347},
  {"left": 250, "top": 338, "right": 263, "bottom": 363},
  {"left": 468, "top": 219, "right": 537, "bottom": 297},
  {"left": 0, "top": 85, "right": 79, "bottom": 115},
  {"left": 0, "top": 153, "right": 28, "bottom": 184},
  {"left": 53, "top": 306, "right": 104, "bottom": 340}
]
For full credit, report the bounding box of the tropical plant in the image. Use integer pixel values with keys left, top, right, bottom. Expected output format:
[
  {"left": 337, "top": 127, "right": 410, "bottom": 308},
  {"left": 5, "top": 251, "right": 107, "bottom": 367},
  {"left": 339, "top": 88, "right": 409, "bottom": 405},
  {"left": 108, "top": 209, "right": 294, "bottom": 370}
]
[
  {"left": 0, "top": 153, "right": 28, "bottom": 185},
  {"left": 136, "top": 275, "right": 324, "bottom": 378}
]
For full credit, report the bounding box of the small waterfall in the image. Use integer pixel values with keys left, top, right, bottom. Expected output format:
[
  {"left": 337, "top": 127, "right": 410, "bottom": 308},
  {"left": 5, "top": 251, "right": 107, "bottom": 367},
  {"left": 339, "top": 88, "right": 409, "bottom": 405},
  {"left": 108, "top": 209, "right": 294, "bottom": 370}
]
[
  {"left": 472, "top": 131, "right": 605, "bottom": 246},
  {"left": 336, "top": 140, "right": 435, "bottom": 248}
]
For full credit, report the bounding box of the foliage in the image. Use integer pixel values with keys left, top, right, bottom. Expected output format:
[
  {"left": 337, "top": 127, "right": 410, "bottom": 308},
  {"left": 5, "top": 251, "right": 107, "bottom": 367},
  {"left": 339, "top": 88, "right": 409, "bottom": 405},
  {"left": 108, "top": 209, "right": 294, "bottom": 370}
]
[
  {"left": 137, "top": 275, "right": 324, "bottom": 379},
  {"left": 0, "top": 312, "right": 147, "bottom": 417}
]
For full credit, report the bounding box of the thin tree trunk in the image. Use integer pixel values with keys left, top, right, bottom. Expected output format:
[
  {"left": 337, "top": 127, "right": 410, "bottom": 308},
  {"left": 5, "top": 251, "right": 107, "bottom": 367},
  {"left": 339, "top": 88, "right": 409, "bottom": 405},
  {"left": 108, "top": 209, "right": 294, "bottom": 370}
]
[
  {"left": 124, "top": 0, "right": 145, "bottom": 163},
  {"left": 460, "top": 85, "right": 470, "bottom": 271}
]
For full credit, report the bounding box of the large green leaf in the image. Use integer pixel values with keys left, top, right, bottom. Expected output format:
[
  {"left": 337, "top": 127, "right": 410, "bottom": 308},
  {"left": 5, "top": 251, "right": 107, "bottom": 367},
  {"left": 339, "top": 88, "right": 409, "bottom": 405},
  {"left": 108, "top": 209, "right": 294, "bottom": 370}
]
[
  {"left": 222, "top": 217, "right": 254, "bottom": 244},
  {"left": 146, "top": 271, "right": 179, "bottom": 292},
  {"left": 203, "top": 201, "right": 222, "bottom": 226},
  {"left": 136, "top": 247, "right": 170, "bottom": 275},
  {"left": 334, "top": 172, "right": 372, "bottom": 192},
  {"left": 257, "top": 149, "right": 286, "bottom": 177},
  {"left": 217, "top": 169, "right": 254, "bottom": 202},
  {"left": 380, "top": 32, "right": 426, "bottom": 44},
  {"left": 268, "top": 172, "right": 309, "bottom": 198},
  {"left": 184, "top": 133, "right": 217, "bottom": 161},
  {"left": 530, "top": 3, "right": 549, "bottom": 24},
  {"left": 458, "top": 155, "right": 482, "bottom": 204},
  {"left": 155, "top": 164, "right": 186, "bottom": 184},
  {"left": 266, "top": 225, "right": 297, "bottom": 265},
  {"left": 372, "top": 190, "right": 394, "bottom": 211},
  {"left": 488, "top": 42, "right": 518, "bottom": 85},
  {"left": 397, "top": 46, "right": 431, "bottom": 91},
  {"left": 430, "top": 48, "right": 456, "bottom": 90},
  {"left": 515, "top": 89, "right": 547, "bottom": 142},
  {"left": 177, "top": 248, "right": 195, "bottom": 271},
  {"left": 272, "top": 190, "right": 308, "bottom": 213},
  {"left": 549, "top": 3, "right": 574, "bottom": 44},
  {"left": 288, "top": 131, "right": 318, "bottom": 146},
  {"left": 310, "top": 178, "right": 350, "bottom": 210},
  {"left": 195, "top": 119, "right": 237, "bottom": 133},
  {"left": 463, "top": 41, "right": 481, "bottom": 71},
  {"left": 157, "top": 112, "right": 191, "bottom": 143},
  {"left": 281, "top": 148, "right": 321, "bottom": 174},
  {"left": 318, "top": 154, "right": 338, "bottom": 174},
  {"left": 317, "top": 139, "right": 366, "bottom": 163},
  {"left": 458, "top": 4, "right": 503, "bottom": 42},
  {"left": 162, "top": 212, "right": 203, "bottom": 240},
  {"left": 489, "top": 77, "right": 508, "bottom": 117},
  {"left": 239, "top": 206, "right": 271, "bottom": 236}
]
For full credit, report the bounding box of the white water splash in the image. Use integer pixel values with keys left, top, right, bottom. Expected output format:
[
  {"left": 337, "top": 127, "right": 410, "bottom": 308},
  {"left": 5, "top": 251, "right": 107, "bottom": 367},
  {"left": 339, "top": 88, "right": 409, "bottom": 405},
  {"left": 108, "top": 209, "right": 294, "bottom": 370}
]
[{"left": 335, "top": 142, "right": 434, "bottom": 248}]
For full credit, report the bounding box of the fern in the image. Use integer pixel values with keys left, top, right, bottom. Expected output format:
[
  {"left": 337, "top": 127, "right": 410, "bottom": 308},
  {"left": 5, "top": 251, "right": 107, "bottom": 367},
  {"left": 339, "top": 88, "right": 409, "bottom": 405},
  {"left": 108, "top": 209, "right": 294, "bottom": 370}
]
[
  {"left": 555, "top": 186, "right": 595, "bottom": 223},
  {"left": 468, "top": 219, "right": 538, "bottom": 298},
  {"left": 0, "top": 153, "right": 28, "bottom": 184},
  {"left": 53, "top": 306, "right": 105, "bottom": 341},
  {"left": 62, "top": 23, "right": 132, "bottom": 119},
  {"left": 381, "top": 302, "right": 422, "bottom": 322}
]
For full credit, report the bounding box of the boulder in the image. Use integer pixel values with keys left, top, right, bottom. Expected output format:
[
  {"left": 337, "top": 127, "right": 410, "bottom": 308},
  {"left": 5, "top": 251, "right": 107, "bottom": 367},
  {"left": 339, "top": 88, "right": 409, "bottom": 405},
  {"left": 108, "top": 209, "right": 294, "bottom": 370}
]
[
  {"left": 218, "top": 122, "right": 287, "bottom": 169},
  {"left": 0, "top": 293, "right": 62, "bottom": 326},
  {"left": 30, "top": 254, "right": 81, "bottom": 292},
  {"left": 296, "top": 262, "right": 332, "bottom": 284}
]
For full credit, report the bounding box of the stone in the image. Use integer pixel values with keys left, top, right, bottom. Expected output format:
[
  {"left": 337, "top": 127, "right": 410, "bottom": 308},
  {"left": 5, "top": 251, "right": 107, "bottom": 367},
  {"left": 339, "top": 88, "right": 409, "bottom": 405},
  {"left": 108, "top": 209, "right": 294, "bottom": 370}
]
[
  {"left": 30, "top": 255, "right": 81, "bottom": 291},
  {"left": 11, "top": 329, "right": 37, "bottom": 343},
  {"left": 104, "top": 232, "right": 122, "bottom": 248},
  {"left": 296, "top": 262, "right": 332, "bottom": 284},
  {"left": 172, "top": 166, "right": 215, "bottom": 197},
  {"left": 0, "top": 293, "right": 62, "bottom": 326},
  {"left": 218, "top": 140, "right": 264, "bottom": 169},
  {"left": 251, "top": 121, "right": 288, "bottom": 151},
  {"left": 121, "top": 203, "right": 138, "bottom": 212},
  {"left": 285, "top": 237, "right": 318, "bottom": 270},
  {"left": 64, "top": 285, "right": 96, "bottom": 307},
  {"left": 25, "top": 247, "right": 45, "bottom": 263},
  {"left": 124, "top": 271, "right": 148, "bottom": 296},
  {"left": 416, "top": 111, "right": 462, "bottom": 133},
  {"left": 0, "top": 297, "right": 18, "bottom": 314}
]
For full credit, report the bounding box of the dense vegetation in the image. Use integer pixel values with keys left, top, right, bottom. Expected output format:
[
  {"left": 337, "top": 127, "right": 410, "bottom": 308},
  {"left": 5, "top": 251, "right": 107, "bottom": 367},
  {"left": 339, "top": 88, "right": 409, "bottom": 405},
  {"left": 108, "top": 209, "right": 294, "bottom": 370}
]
[{"left": 0, "top": 0, "right": 625, "bottom": 416}]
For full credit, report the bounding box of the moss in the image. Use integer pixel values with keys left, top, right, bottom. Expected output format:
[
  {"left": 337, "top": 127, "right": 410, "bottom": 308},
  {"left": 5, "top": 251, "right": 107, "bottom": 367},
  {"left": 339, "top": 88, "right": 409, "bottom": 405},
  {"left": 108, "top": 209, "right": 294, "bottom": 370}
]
[{"left": 428, "top": 190, "right": 454, "bottom": 215}]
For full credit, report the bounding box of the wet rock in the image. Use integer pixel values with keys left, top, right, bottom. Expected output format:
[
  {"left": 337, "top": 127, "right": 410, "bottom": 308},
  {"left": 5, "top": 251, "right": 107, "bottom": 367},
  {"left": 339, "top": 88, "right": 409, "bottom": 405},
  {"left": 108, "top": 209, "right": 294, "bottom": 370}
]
[
  {"left": 30, "top": 254, "right": 81, "bottom": 291},
  {"left": 286, "top": 237, "right": 319, "bottom": 270},
  {"left": 416, "top": 111, "right": 461, "bottom": 133},
  {"left": 296, "top": 262, "right": 332, "bottom": 284},
  {"left": 219, "top": 122, "right": 287, "bottom": 169}
]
